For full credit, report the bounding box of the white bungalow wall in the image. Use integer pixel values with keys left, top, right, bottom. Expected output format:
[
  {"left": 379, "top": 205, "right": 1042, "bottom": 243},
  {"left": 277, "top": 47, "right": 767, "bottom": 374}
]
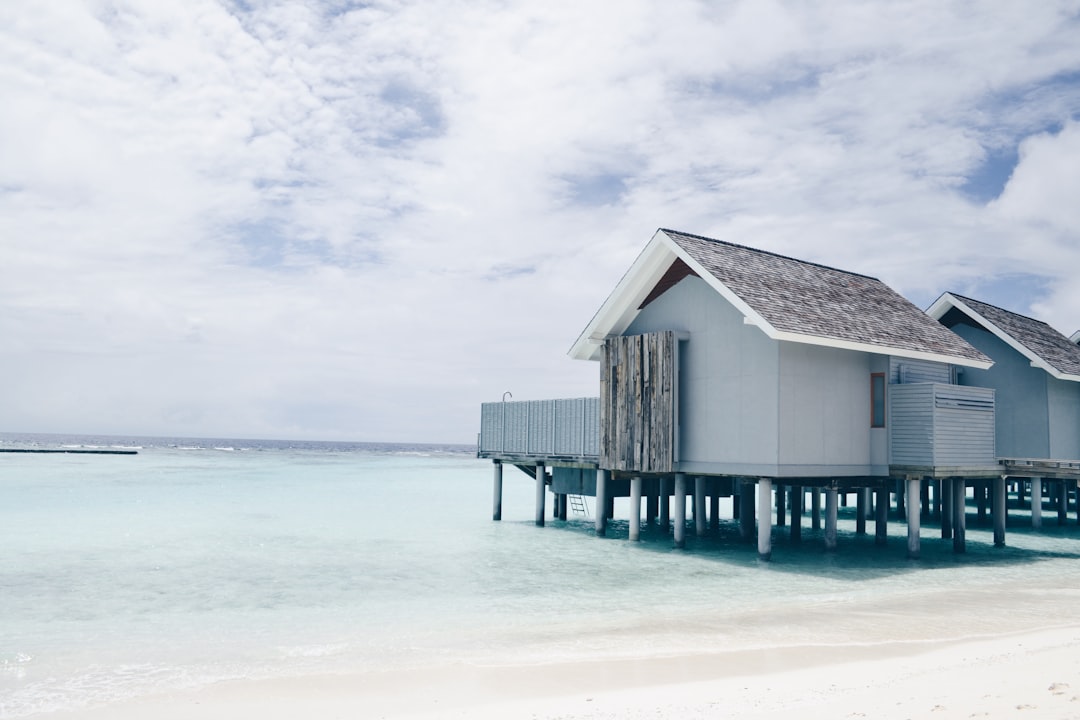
[
  {"left": 624, "top": 275, "right": 882, "bottom": 476},
  {"left": 950, "top": 323, "right": 1052, "bottom": 459},
  {"left": 1048, "top": 377, "right": 1080, "bottom": 461},
  {"left": 624, "top": 276, "right": 779, "bottom": 473},
  {"left": 777, "top": 342, "right": 879, "bottom": 475}
]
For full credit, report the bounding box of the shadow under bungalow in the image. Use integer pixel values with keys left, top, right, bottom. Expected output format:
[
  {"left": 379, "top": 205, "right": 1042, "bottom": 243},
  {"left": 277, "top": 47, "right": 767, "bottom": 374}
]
[{"left": 479, "top": 229, "right": 1080, "bottom": 560}]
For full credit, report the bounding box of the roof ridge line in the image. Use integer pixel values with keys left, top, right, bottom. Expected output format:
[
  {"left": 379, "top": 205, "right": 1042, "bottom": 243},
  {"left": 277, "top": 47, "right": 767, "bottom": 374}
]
[
  {"left": 947, "top": 292, "right": 1054, "bottom": 328},
  {"left": 659, "top": 228, "right": 880, "bottom": 282}
]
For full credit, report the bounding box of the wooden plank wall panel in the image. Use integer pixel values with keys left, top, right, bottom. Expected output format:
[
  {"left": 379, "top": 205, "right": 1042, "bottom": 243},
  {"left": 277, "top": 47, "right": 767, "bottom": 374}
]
[{"left": 600, "top": 331, "right": 676, "bottom": 473}]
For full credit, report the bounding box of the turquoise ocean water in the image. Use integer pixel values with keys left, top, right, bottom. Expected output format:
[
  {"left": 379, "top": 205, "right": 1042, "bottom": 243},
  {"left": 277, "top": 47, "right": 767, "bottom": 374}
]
[{"left": 4, "top": 432, "right": 1080, "bottom": 717}]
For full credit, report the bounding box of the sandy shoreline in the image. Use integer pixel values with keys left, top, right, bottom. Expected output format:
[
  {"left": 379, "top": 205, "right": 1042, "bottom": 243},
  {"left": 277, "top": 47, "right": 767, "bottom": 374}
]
[{"left": 36, "top": 625, "right": 1080, "bottom": 720}]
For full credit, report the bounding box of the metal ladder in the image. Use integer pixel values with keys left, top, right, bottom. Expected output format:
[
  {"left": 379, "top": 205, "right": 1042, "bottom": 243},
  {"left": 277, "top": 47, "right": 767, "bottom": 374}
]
[{"left": 568, "top": 494, "right": 590, "bottom": 518}]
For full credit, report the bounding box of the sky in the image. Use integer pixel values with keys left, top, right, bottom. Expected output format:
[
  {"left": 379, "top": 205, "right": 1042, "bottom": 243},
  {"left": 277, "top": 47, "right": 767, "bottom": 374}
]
[{"left": 2, "top": 0, "right": 1080, "bottom": 444}]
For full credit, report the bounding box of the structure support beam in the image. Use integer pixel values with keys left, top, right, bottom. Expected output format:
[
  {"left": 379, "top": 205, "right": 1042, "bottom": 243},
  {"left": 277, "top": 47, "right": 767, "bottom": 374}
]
[
  {"left": 758, "top": 479, "right": 773, "bottom": 561},
  {"left": 492, "top": 461, "right": 503, "bottom": 522},
  {"left": 710, "top": 494, "right": 721, "bottom": 532},
  {"left": 906, "top": 476, "right": 921, "bottom": 559},
  {"left": 1031, "top": 477, "right": 1043, "bottom": 530},
  {"left": 739, "top": 480, "right": 755, "bottom": 541},
  {"left": 812, "top": 489, "right": 822, "bottom": 530},
  {"left": 694, "top": 477, "right": 707, "bottom": 537},
  {"left": 790, "top": 486, "right": 802, "bottom": 543},
  {"left": 856, "top": 488, "right": 867, "bottom": 535},
  {"left": 824, "top": 487, "right": 838, "bottom": 552},
  {"left": 1059, "top": 481, "right": 1069, "bottom": 526},
  {"left": 629, "top": 476, "right": 642, "bottom": 541},
  {"left": 953, "top": 478, "right": 967, "bottom": 553},
  {"left": 595, "top": 469, "right": 609, "bottom": 537},
  {"left": 875, "top": 486, "right": 888, "bottom": 546},
  {"left": 674, "top": 473, "right": 687, "bottom": 549},
  {"left": 776, "top": 484, "right": 786, "bottom": 527},
  {"left": 993, "top": 475, "right": 1007, "bottom": 547},
  {"left": 534, "top": 463, "right": 546, "bottom": 527},
  {"left": 941, "top": 477, "right": 953, "bottom": 539},
  {"left": 659, "top": 477, "right": 671, "bottom": 533}
]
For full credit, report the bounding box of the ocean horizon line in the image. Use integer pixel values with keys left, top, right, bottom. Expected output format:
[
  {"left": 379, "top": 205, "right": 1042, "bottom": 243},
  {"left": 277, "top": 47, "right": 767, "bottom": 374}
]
[{"left": 0, "top": 430, "right": 477, "bottom": 453}]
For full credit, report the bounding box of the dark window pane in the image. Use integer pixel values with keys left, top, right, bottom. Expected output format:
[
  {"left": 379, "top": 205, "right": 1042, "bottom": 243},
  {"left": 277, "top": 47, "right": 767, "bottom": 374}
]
[{"left": 871, "top": 374, "right": 886, "bottom": 427}]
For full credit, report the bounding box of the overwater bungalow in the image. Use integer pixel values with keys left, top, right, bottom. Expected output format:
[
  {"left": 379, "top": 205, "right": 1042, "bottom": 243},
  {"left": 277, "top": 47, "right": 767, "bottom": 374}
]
[
  {"left": 929, "top": 293, "right": 1080, "bottom": 531},
  {"left": 479, "top": 229, "right": 1074, "bottom": 559}
]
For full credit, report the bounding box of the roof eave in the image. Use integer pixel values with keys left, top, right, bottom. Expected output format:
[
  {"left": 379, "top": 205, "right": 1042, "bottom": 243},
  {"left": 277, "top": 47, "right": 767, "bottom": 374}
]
[
  {"left": 568, "top": 230, "right": 677, "bottom": 361},
  {"left": 770, "top": 330, "right": 993, "bottom": 369}
]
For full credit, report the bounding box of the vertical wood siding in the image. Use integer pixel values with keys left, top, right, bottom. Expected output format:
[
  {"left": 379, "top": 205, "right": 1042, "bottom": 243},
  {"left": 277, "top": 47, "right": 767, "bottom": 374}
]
[{"left": 600, "top": 331, "right": 676, "bottom": 473}]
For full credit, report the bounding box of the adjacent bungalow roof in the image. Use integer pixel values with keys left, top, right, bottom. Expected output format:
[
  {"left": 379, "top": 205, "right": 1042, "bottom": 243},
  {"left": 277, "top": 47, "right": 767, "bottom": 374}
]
[
  {"left": 1072, "top": 330, "right": 1080, "bottom": 345},
  {"left": 928, "top": 292, "right": 1080, "bottom": 382},
  {"left": 569, "top": 229, "right": 993, "bottom": 369}
]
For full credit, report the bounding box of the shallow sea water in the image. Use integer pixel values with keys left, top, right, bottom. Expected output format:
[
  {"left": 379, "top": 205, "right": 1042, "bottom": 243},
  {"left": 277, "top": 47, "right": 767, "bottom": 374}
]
[{"left": 3, "top": 433, "right": 1080, "bottom": 717}]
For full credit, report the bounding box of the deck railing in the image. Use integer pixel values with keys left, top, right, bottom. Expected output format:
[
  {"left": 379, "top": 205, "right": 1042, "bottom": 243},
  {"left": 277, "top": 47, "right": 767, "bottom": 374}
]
[
  {"left": 479, "top": 398, "right": 600, "bottom": 460},
  {"left": 889, "top": 383, "right": 996, "bottom": 468}
]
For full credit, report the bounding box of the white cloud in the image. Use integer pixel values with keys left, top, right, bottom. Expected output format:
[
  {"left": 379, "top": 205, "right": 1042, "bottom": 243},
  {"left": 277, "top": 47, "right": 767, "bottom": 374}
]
[{"left": 2, "top": 0, "right": 1080, "bottom": 442}]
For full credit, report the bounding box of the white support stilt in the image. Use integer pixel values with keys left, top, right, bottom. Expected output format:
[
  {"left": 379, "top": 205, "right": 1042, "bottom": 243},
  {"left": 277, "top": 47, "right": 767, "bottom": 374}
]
[
  {"left": 1032, "top": 477, "right": 1043, "bottom": 530},
  {"left": 629, "top": 476, "right": 642, "bottom": 542},
  {"left": 534, "top": 462, "right": 546, "bottom": 527},
  {"left": 674, "top": 473, "right": 687, "bottom": 548},
  {"left": 694, "top": 476, "right": 707, "bottom": 537},
  {"left": 825, "top": 488, "right": 838, "bottom": 551},
  {"left": 906, "top": 476, "right": 921, "bottom": 559},
  {"left": 595, "top": 469, "right": 609, "bottom": 537},
  {"left": 757, "top": 479, "right": 773, "bottom": 561},
  {"left": 492, "top": 461, "right": 503, "bottom": 522}
]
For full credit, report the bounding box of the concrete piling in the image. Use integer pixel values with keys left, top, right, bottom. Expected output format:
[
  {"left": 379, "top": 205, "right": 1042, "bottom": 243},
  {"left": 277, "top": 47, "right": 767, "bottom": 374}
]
[
  {"left": 534, "top": 463, "right": 546, "bottom": 527},
  {"left": 758, "top": 479, "right": 773, "bottom": 561},
  {"left": 595, "top": 469, "right": 609, "bottom": 537},
  {"left": 492, "top": 461, "right": 503, "bottom": 522},
  {"left": 674, "top": 473, "right": 687, "bottom": 549}
]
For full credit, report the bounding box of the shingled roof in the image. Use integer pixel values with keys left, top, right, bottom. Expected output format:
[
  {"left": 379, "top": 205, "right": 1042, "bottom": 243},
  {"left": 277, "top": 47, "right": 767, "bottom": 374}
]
[
  {"left": 569, "top": 229, "right": 992, "bottom": 368},
  {"left": 929, "top": 293, "right": 1080, "bottom": 381}
]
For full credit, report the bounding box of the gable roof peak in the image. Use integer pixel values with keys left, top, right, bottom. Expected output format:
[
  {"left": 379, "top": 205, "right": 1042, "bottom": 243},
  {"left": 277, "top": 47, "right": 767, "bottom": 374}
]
[
  {"left": 570, "top": 228, "right": 992, "bottom": 369},
  {"left": 929, "top": 292, "right": 1080, "bottom": 382}
]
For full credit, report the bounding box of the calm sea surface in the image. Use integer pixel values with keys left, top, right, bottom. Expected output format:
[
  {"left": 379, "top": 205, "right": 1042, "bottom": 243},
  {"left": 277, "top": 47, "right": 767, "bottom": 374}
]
[{"left": 4, "top": 432, "right": 1080, "bottom": 717}]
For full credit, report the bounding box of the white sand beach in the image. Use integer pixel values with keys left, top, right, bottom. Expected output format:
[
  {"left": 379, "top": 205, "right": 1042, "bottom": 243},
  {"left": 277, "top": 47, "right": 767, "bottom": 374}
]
[{"left": 39, "top": 624, "right": 1080, "bottom": 720}]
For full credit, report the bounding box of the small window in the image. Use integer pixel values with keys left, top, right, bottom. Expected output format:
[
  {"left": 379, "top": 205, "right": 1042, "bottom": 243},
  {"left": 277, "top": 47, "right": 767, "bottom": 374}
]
[{"left": 871, "top": 373, "right": 886, "bottom": 428}]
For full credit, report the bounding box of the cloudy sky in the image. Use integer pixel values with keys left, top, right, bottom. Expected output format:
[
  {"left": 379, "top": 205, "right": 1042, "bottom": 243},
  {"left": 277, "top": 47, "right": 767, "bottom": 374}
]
[{"left": 2, "top": 1, "right": 1079, "bottom": 443}]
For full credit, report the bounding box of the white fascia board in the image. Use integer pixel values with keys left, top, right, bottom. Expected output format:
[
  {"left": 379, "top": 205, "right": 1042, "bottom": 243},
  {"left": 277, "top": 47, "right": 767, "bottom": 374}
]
[
  {"left": 930, "top": 293, "right": 1075, "bottom": 380},
  {"left": 770, "top": 330, "right": 994, "bottom": 369},
  {"left": 568, "top": 231, "right": 679, "bottom": 361},
  {"left": 657, "top": 231, "right": 776, "bottom": 334},
  {"left": 1071, "top": 330, "right": 1080, "bottom": 344}
]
